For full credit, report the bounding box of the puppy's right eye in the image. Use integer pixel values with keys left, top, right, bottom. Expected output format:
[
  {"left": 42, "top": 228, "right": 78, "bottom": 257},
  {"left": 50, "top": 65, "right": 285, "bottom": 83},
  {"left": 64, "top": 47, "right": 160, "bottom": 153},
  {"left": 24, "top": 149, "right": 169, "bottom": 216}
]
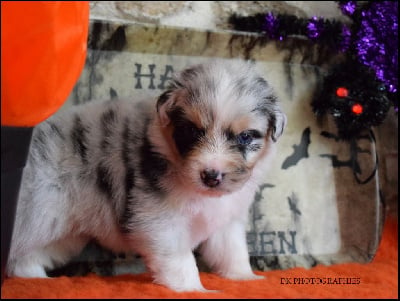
[
  {"left": 184, "top": 124, "right": 202, "bottom": 137},
  {"left": 173, "top": 122, "right": 205, "bottom": 156}
]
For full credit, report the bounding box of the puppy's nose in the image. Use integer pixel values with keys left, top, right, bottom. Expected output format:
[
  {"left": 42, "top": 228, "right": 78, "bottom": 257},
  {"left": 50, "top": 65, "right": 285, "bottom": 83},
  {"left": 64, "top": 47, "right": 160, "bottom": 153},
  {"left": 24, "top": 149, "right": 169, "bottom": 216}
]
[{"left": 200, "top": 169, "right": 222, "bottom": 188}]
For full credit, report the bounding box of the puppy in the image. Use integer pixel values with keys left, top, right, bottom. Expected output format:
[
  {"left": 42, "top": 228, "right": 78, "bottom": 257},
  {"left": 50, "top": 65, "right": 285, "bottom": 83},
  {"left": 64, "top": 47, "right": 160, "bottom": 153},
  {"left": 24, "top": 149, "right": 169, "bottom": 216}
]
[{"left": 6, "top": 60, "right": 286, "bottom": 292}]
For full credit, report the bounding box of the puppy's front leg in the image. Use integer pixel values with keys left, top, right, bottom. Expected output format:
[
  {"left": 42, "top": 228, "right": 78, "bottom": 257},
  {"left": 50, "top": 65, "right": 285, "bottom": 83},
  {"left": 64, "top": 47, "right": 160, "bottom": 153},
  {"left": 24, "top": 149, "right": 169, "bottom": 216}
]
[
  {"left": 200, "top": 219, "right": 263, "bottom": 280},
  {"left": 147, "top": 248, "right": 208, "bottom": 292}
]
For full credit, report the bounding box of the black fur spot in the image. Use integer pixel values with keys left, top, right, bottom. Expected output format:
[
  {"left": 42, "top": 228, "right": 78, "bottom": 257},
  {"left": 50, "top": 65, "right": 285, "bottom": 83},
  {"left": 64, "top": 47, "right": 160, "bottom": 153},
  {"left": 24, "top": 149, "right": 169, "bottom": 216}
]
[
  {"left": 245, "top": 129, "right": 263, "bottom": 139},
  {"left": 268, "top": 114, "right": 278, "bottom": 142},
  {"left": 265, "top": 94, "right": 277, "bottom": 104},
  {"left": 100, "top": 108, "right": 117, "bottom": 149},
  {"left": 156, "top": 90, "right": 172, "bottom": 113},
  {"left": 48, "top": 122, "right": 65, "bottom": 139},
  {"left": 119, "top": 118, "right": 138, "bottom": 230},
  {"left": 121, "top": 119, "right": 137, "bottom": 197},
  {"left": 71, "top": 115, "right": 89, "bottom": 164},
  {"left": 125, "top": 167, "right": 135, "bottom": 199},
  {"left": 256, "top": 76, "right": 268, "bottom": 87},
  {"left": 34, "top": 128, "right": 46, "bottom": 145},
  {"left": 234, "top": 77, "right": 249, "bottom": 96},
  {"left": 168, "top": 106, "right": 185, "bottom": 122},
  {"left": 225, "top": 128, "right": 236, "bottom": 142},
  {"left": 119, "top": 197, "right": 136, "bottom": 233},
  {"left": 181, "top": 66, "right": 201, "bottom": 78},
  {"left": 166, "top": 65, "right": 209, "bottom": 102},
  {"left": 234, "top": 144, "right": 248, "bottom": 158},
  {"left": 96, "top": 163, "right": 114, "bottom": 199},
  {"left": 253, "top": 96, "right": 278, "bottom": 117},
  {"left": 169, "top": 107, "right": 205, "bottom": 157},
  {"left": 248, "top": 144, "right": 262, "bottom": 152},
  {"left": 119, "top": 166, "right": 136, "bottom": 233},
  {"left": 173, "top": 121, "right": 205, "bottom": 156},
  {"left": 32, "top": 128, "right": 50, "bottom": 161},
  {"left": 121, "top": 118, "right": 134, "bottom": 163},
  {"left": 139, "top": 136, "right": 168, "bottom": 193}
]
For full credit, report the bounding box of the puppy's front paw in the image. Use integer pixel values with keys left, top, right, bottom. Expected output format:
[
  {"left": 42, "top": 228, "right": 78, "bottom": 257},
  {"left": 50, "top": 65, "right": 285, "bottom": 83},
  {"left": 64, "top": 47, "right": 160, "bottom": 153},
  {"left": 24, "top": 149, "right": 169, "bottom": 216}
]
[
  {"left": 159, "top": 281, "right": 219, "bottom": 293},
  {"left": 223, "top": 272, "right": 265, "bottom": 281},
  {"left": 196, "top": 287, "right": 220, "bottom": 293}
]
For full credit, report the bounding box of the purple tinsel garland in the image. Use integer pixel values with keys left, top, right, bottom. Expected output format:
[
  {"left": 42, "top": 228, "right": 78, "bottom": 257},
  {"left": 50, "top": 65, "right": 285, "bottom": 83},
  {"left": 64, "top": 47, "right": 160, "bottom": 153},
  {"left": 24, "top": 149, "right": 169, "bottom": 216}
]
[
  {"left": 339, "top": 1, "right": 357, "bottom": 16},
  {"left": 264, "top": 1, "right": 398, "bottom": 107},
  {"left": 353, "top": 2, "right": 398, "bottom": 94},
  {"left": 265, "top": 12, "right": 281, "bottom": 41},
  {"left": 307, "top": 16, "right": 325, "bottom": 40},
  {"left": 339, "top": 25, "right": 351, "bottom": 52}
]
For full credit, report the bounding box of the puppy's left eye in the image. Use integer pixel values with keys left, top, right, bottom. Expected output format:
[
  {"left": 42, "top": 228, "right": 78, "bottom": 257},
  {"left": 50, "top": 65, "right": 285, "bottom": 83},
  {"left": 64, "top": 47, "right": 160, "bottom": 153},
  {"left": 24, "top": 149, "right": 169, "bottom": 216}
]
[
  {"left": 236, "top": 130, "right": 262, "bottom": 146},
  {"left": 237, "top": 131, "right": 254, "bottom": 145}
]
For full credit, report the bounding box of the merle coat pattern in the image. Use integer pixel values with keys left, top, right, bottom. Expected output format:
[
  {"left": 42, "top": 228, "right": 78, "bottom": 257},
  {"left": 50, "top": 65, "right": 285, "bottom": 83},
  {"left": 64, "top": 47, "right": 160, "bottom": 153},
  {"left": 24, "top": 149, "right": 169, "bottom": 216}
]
[{"left": 7, "top": 60, "right": 286, "bottom": 292}]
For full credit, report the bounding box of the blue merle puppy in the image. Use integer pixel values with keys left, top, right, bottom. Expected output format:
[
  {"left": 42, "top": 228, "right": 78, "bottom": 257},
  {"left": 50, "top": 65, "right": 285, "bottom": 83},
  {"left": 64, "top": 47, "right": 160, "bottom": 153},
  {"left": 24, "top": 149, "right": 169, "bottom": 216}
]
[{"left": 6, "top": 60, "right": 286, "bottom": 292}]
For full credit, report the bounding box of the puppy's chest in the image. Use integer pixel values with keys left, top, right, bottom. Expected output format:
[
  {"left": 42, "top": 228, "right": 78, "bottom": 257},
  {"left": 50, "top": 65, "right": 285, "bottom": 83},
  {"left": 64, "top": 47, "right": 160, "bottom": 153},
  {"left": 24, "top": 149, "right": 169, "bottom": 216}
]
[{"left": 184, "top": 197, "right": 241, "bottom": 246}]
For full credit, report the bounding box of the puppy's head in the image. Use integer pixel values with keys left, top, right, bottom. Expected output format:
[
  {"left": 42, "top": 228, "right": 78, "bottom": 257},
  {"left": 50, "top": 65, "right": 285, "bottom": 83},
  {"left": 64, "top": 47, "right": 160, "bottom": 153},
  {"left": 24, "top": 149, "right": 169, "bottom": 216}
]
[{"left": 156, "top": 60, "right": 286, "bottom": 196}]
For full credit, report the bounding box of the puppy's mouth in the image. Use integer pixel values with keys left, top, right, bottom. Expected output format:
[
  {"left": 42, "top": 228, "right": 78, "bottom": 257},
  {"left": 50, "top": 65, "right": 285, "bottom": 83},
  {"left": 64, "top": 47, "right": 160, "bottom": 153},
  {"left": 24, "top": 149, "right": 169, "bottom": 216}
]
[{"left": 197, "top": 185, "right": 231, "bottom": 197}]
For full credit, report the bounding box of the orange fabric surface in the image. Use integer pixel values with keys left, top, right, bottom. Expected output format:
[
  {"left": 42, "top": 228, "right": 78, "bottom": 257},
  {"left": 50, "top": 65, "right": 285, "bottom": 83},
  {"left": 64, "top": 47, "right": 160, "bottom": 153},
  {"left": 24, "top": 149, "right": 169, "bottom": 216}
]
[
  {"left": 1, "top": 1, "right": 89, "bottom": 127},
  {"left": 1, "top": 217, "right": 397, "bottom": 299}
]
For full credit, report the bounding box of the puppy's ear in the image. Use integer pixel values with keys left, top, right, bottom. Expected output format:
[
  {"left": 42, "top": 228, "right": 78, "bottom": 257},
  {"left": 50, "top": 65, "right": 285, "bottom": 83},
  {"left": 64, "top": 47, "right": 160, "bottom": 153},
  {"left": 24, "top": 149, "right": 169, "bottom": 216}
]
[
  {"left": 156, "top": 90, "right": 175, "bottom": 126},
  {"left": 270, "top": 107, "right": 287, "bottom": 142}
]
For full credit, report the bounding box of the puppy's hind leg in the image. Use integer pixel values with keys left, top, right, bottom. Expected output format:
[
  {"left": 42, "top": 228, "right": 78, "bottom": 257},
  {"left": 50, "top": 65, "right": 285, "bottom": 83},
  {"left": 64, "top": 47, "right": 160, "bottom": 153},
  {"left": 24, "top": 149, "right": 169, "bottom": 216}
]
[
  {"left": 199, "top": 219, "right": 264, "bottom": 280},
  {"left": 8, "top": 249, "right": 53, "bottom": 278},
  {"left": 7, "top": 236, "right": 88, "bottom": 278}
]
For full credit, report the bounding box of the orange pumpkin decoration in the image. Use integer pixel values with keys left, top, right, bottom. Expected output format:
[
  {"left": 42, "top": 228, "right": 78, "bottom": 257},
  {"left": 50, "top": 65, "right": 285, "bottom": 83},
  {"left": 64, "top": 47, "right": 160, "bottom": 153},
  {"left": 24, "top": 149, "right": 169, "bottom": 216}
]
[{"left": 1, "top": 1, "right": 89, "bottom": 127}]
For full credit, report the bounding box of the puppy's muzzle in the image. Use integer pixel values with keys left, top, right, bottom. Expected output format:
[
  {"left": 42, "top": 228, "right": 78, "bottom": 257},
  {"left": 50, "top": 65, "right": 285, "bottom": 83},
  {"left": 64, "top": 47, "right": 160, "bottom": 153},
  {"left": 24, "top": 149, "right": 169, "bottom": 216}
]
[{"left": 200, "top": 169, "right": 223, "bottom": 188}]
